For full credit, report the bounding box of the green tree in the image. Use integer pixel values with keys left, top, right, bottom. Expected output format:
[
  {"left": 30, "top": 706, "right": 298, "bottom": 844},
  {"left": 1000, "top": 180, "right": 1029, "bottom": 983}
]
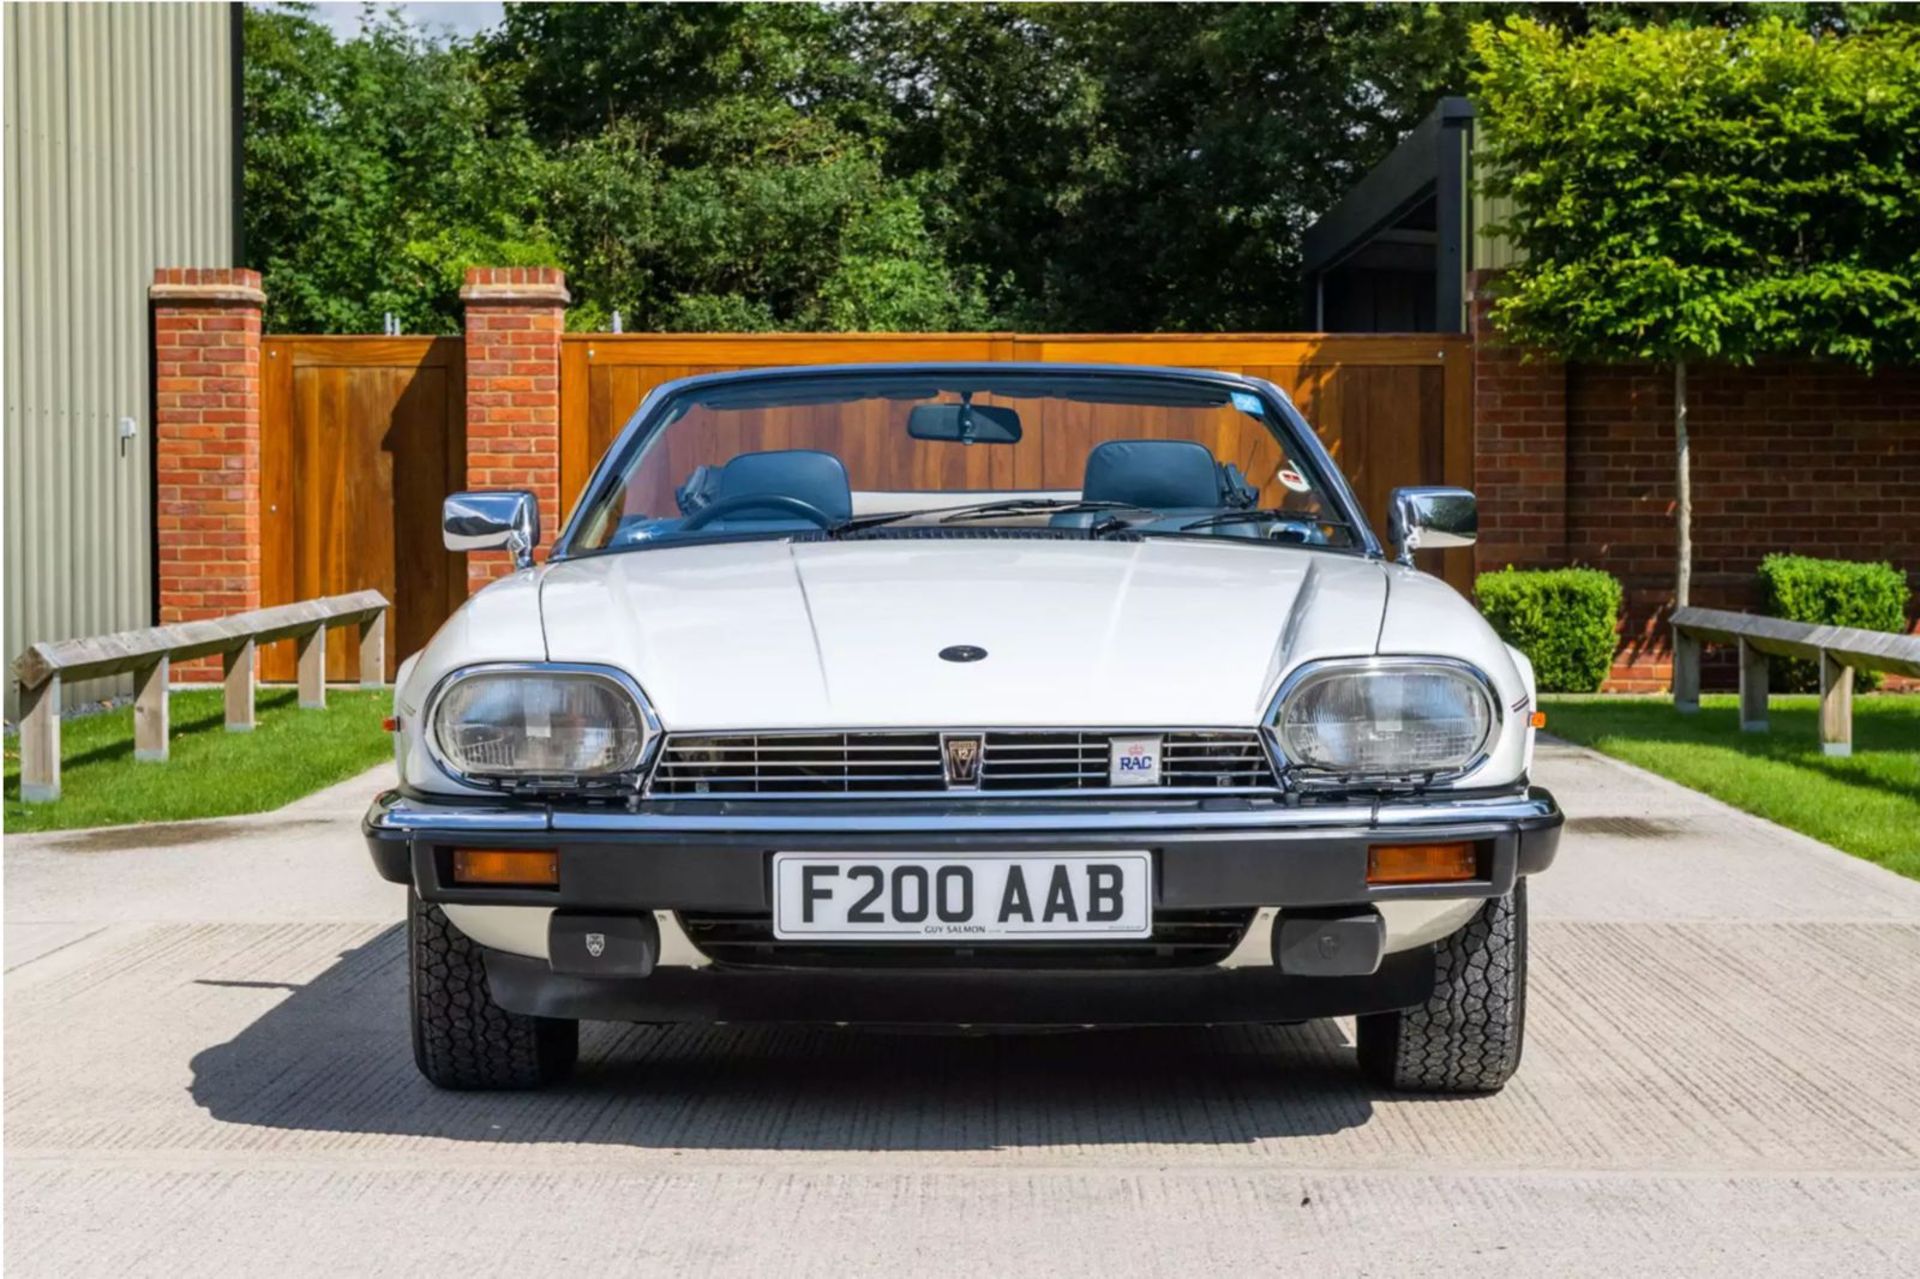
[
  {"left": 246, "top": 3, "right": 1918, "bottom": 337},
  {"left": 542, "top": 102, "right": 988, "bottom": 332},
  {"left": 481, "top": 1, "right": 986, "bottom": 330},
  {"left": 1472, "top": 18, "right": 1920, "bottom": 606},
  {"left": 246, "top": 3, "right": 985, "bottom": 332},
  {"left": 483, "top": 2, "right": 882, "bottom": 149},
  {"left": 243, "top": 4, "right": 560, "bottom": 333},
  {"left": 860, "top": 2, "right": 1520, "bottom": 329}
]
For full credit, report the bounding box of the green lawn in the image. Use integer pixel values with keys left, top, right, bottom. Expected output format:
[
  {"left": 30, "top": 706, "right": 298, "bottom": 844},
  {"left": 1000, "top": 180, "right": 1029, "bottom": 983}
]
[
  {"left": 5, "top": 687, "right": 392, "bottom": 833},
  {"left": 1541, "top": 693, "right": 1920, "bottom": 881}
]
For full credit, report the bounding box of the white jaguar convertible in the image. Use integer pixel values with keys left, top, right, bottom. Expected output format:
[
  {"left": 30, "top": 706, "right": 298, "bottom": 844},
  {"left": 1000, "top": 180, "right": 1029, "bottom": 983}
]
[{"left": 365, "top": 363, "right": 1562, "bottom": 1094}]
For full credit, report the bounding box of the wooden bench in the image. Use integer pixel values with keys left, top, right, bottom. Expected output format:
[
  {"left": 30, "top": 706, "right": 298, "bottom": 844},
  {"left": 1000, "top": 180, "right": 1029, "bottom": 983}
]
[
  {"left": 1671, "top": 606, "right": 1920, "bottom": 757},
  {"left": 12, "top": 591, "right": 390, "bottom": 802}
]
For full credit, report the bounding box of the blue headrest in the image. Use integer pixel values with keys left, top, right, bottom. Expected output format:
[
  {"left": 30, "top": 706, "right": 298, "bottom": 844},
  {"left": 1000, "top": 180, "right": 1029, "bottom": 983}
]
[
  {"left": 1081, "top": 440, "right": 1223, "bottom": 510},
  {"left": 713, "top": 450, "right": 853, "bottom": 523}
]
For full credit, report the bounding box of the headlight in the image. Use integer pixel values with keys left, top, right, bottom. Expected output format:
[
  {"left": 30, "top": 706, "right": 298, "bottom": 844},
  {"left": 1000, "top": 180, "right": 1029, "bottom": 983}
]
[
  {"left": 1273, "top": 659, "right": 1495, "bottom": 782},
  {"left": 428, "top": 665, "right": 651, "bottom": 787}
]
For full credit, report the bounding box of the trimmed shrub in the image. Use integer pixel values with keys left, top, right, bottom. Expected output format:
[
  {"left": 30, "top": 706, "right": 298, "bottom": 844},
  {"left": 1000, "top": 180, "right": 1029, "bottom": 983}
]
[
  {"left": 1757, "top": 554, "right": 1912, "bottom": 692},
  {"left": 1474, "top": 567, "right": 1623, "bottom": 694}
]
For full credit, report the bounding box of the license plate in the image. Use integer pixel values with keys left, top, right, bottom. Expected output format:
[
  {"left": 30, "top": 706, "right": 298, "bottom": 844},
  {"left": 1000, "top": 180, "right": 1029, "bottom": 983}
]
[{"left": 771, "top": 852, "right": 1152, "bottom": 941}]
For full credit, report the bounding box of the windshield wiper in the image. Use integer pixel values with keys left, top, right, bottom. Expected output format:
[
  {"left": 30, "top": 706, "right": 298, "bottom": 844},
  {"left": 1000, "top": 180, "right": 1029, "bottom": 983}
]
[
  {"left": 1167, "top": 506, "right": 1351, "bottom": 533},
  {"left": 940, "top": 498, "right": 1150, "bottom": 523},
  {"left": 828, "top": 498, "right": 1149, "bottom": 536},
  {"left": 825, "top": 502, "right": 991, "bottom": 536},
  {"left": 1176, "top": 509, "right": 1354, "bottom": 533}
]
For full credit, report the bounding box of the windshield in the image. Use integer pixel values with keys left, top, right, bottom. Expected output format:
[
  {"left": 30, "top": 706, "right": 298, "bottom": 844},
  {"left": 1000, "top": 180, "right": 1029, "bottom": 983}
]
[{"left": 566, "top": 370, "right": 1359, "bottom": 554}]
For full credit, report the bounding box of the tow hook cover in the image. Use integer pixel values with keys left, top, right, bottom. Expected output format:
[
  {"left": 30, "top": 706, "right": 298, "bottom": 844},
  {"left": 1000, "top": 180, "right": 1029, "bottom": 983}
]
[
  {"left": 549, "top": 911, "right": 660, "bottom": 978},
  {"left": 1274, "top": 910, "right": 1386, "bottom": 977}
]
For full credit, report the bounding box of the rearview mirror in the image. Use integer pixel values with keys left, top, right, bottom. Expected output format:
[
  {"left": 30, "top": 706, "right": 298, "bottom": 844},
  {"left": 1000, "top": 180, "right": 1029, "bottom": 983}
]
[
  {"left": 1388, "top": 486, "right": 1476, "bottom": 566},
  {"left": 907, "top": 401, "right": 1022, "bottom": 444},
  {"left": 444, "top": 490, "right": 540, "bottom": 570}
]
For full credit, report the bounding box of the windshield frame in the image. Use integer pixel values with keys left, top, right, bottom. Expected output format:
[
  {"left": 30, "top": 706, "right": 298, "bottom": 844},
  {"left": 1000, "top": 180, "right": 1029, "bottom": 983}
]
[{"left": 548, "top": 363, "right": 1383, "bottom": 562}]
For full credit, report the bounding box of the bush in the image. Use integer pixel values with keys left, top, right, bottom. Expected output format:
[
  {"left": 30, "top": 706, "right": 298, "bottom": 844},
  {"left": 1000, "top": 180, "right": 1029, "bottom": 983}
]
[
  {"left": 1757, "top": 554, "right": 1912, "bottom": 693},
  {"left": 1474, "top": 567, "right": 1623, "bottom": 694}
]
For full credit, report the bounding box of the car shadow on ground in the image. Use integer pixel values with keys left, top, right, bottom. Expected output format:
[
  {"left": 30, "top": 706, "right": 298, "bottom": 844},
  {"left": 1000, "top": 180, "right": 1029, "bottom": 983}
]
[{"left": 188, "top": 926, "right": 1412, "bottom": 1150}]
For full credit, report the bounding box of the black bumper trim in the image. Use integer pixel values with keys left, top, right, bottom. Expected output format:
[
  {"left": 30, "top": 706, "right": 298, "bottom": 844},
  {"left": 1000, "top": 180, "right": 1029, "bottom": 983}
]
[
  {"left": 479, "top": 941, "right": 1437, "bottom": 1025},
  {"left": 365, "top": 789, "right": 1561, "bottom": 912}
]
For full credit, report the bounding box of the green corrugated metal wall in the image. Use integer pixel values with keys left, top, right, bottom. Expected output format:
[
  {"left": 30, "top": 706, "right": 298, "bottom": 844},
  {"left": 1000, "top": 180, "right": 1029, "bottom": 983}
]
[
  {"left": 4, "top": 1, "right": 237, "bottom": 715},
  {"left": 1468, "top": 124, "right": 1523, "bottom": 273}
]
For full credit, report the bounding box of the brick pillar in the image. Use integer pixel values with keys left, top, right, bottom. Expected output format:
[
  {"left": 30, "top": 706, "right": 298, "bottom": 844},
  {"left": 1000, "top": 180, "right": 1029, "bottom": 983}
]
[
  {"left": 150, "top": 268, "right": 266, "bottom": 677},
  {"left": 1469, "top": 268, "right": 1568, "bottom": 572},
  {"left": 460, "top": 267, "right": 569, "bottom": 590}
]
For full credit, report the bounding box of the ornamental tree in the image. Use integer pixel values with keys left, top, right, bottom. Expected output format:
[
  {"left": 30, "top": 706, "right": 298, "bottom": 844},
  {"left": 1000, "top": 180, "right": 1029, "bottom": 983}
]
[{"left": 1471, "top": 18, "right": 1920, "bottom": 607}]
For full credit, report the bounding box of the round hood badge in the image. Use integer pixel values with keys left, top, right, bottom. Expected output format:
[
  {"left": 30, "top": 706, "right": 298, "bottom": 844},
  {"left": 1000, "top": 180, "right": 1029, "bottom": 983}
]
[{"left": 939, "top": 645, "right": 988, "bottom": 663}]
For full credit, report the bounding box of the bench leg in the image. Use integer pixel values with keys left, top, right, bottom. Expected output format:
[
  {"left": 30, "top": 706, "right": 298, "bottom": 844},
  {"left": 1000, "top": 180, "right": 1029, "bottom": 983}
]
[
  {"left": 297, "top": 625, "right": 327, "bottom": 709},
  {"left": 1738, "top": 637, "right": 1768, "bottom": 733},
  {"left": 134, "top": 657, "right": 170, "bottom": 762},
  {"left": 224, "top": 640, "right": 256, "bottom": 732},
  {"left": 18, "top": 675, "right": 61, "bottom": 802},
  {"left": 1673, "top": 630, "right": 1701, "bottom": 714},
  {"left": 358, "top": 610, "right": 386, "bottom": 688},
  {"left": 1819, "top": 651, "right": 1853, "bottom": 758}
]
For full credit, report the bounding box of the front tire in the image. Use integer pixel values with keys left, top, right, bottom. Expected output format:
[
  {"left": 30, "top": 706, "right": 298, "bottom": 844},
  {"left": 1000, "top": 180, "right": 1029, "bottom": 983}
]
[
  {"left": 408, "top": 891, "right": 578, "bottom": 1090},
  {"left": 1355, "top": 881, "right": 1528, "bottom": 1094}
]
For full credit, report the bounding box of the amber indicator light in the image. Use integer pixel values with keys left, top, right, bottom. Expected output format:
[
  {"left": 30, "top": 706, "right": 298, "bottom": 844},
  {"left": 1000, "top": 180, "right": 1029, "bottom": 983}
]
[
  {"left": 452, "top": 848, "right": 559, "bottom": 887},
  {"left": 1367, "top": 841, "right": 1479, "bottom": 885},
  {"left": 1530, "top": 710, "right": 1548, "bottom": 729}
]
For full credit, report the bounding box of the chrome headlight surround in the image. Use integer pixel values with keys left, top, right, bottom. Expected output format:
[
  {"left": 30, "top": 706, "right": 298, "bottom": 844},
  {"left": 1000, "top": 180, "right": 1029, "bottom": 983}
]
[
  {"left": 1267, "top": 656, "right": 1499, "bottom": 788},
  {"left": 424, "top": 662, "right": 660, "bottom": 793}
]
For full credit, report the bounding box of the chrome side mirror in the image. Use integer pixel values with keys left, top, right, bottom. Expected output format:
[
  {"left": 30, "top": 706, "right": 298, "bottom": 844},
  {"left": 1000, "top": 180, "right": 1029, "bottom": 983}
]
[
  {"left": 1388, "top": 486, "right": 1476, "bottom": 567},
  {"left": 443, "top": 490, "right": 540, "bottom": 570}
]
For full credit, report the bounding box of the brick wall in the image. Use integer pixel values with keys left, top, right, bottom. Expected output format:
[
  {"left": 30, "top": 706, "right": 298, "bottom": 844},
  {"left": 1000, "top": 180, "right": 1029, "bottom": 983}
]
[
  {"left": 1469, "top": 272, "right": 1567, "bottom": 570},
  {"left": 150, "top": 268, "right": 265, "bottom": 676},
  {"left": 1565, "top": 359, "right": 1920, "bottom": 690},
  {"left": 1471, "top": 268, "right": 1919, "bottom": 691},
  {"left": 460, "top": 267, "right": 569, "bottom": 591}
]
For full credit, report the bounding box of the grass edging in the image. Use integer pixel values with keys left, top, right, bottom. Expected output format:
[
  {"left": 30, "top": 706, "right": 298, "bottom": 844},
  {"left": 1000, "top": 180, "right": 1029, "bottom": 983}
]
[{"left": 1540, "top": 693, "right": 1920, "bottom": 882}]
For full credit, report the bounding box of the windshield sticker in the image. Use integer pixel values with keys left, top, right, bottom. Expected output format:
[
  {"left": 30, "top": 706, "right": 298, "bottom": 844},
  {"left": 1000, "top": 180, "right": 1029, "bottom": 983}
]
[
  {"left": 1230, "top": 391, "right": 1264, "bottom": 416},
  {"left": 1276, "top": 467, "right": 1311, "bottom": 494}
]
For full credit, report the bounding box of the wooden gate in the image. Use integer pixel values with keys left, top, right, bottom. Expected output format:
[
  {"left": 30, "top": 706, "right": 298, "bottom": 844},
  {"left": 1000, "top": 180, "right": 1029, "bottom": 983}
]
[
  {"left": 259, "top": 337, "right": 466, "bottom": 680},
  {"left": 559, "top": 333, "right": 1473, "bottom": 587}
]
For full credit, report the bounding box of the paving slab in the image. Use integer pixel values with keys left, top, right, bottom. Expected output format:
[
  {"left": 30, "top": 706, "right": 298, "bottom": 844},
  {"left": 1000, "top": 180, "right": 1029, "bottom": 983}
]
[{"left": 6, "top": 741, "right": 1919, "bottom": 1276}]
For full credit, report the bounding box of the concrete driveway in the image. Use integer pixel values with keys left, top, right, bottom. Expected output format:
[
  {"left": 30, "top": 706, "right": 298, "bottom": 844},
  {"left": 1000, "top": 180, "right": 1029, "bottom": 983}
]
[{"left": 7, "top": 740, "right": 1920, "bottom": 1276}]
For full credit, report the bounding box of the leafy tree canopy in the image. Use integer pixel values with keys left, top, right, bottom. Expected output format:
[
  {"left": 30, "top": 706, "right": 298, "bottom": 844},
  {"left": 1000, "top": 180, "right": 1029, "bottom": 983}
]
[
  {"left": 1473, "top": 16, "right": 1920, "bottom": 367},
  {"left": 245, "top": 2, "right": 1919, "bottom": 335}
]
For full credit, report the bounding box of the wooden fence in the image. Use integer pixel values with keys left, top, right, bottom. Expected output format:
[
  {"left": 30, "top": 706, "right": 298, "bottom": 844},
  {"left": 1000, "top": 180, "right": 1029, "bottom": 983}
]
[
  {"left": 1672, "top": 606, "right": 1920, "bottom": 756},
  {"left": 260, "top": 336, "right": 465, "bottom": 683},
  {"left": 13, "top": 591, "right": 388, "bottom": 802},
  {"left": 250, "top": 331, "right": 1472, "bottom": 673}
]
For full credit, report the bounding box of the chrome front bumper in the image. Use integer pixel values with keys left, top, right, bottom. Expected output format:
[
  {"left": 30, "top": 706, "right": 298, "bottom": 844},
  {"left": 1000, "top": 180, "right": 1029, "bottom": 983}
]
[
  {"left": 367, "top": 788, "right": 1560, "bottom": 1024},
  {"left": 365, "top": 786, "right": 1562, "bottom": 912}
]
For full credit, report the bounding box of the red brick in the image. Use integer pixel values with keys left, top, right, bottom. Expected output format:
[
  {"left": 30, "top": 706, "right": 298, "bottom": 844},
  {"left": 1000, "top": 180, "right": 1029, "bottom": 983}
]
[
  {"left": 461, "top": 266, "right": 569, "bottom": 591},
  {"left": 151, "top": 268, "right": 263, "bottom": 632},
  {"left": 1473, "top": 267, "right": 1920, "bottom": 690}
]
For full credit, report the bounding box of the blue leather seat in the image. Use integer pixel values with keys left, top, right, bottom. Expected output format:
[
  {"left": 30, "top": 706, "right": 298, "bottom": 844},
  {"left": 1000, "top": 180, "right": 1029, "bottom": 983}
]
[
  {"left": 1052, "top": 440, "right": 1241, "bottom": 531},
  {"left": 1082, "top": 439, "right": 1226, "bottom": 510},
  {"left": 703, "top": 449, "right": 853, "bottom": 530}
]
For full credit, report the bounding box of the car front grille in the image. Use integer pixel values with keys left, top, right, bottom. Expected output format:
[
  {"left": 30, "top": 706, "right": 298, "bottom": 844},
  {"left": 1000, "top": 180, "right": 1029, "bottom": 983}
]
[
  {"left": 676, "top": 907, "right": 1259, "bottom": 969},
  {"left": 646, "top": 729, "right": 1278, "bottom": 797}
]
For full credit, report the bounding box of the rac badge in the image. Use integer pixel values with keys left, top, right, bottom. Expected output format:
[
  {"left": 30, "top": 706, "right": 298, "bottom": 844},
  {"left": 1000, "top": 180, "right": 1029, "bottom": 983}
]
[{"left": 941, "top": 734, "right": 984, "bottom": 789}]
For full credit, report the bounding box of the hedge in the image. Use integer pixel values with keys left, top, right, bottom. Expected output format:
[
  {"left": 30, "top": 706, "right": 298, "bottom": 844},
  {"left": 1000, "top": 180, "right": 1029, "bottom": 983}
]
[
  {"left": 1757, "top": 554, "right": 1912, "bottom": 693},
  {"left": 1474, "top": 567, "right": 1623, "bottom": 694}
]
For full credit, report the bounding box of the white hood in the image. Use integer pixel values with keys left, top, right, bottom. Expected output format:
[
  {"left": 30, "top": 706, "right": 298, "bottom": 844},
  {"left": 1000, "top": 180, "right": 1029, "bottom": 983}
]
[{"left": 538, "top": 539, "right": 1390, "bottom": 729}]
